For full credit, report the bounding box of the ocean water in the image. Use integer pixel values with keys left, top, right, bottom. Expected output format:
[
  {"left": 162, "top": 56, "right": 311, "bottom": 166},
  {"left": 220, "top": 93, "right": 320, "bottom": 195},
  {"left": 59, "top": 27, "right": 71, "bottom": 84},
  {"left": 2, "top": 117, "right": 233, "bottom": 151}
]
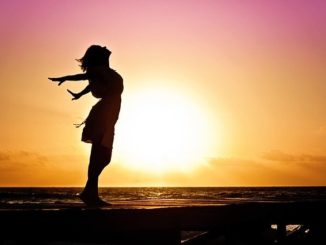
[{"left": 1, "top": 187, "right": 326, "bottom": 206}]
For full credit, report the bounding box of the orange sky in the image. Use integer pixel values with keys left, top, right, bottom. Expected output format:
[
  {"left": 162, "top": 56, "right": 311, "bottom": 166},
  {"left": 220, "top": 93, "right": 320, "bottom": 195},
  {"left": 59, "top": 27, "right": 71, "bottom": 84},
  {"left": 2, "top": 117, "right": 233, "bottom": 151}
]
[{"left": 1, "top": 0, "right": 326, "bottom": 186}]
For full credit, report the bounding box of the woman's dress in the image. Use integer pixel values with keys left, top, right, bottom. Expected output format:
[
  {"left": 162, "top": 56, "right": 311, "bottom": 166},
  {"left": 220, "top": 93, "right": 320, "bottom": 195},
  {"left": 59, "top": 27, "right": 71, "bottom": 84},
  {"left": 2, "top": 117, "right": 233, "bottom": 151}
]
[{"left": 81, "top": 66, "right": 123, "bottom": 149}]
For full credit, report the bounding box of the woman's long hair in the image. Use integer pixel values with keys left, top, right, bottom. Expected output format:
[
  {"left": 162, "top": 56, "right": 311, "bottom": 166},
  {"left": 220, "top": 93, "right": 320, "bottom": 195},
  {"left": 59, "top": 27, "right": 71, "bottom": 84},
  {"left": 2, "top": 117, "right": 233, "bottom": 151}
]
[{"left": 77, "top": 45, "right": 111, "bottom": 72}]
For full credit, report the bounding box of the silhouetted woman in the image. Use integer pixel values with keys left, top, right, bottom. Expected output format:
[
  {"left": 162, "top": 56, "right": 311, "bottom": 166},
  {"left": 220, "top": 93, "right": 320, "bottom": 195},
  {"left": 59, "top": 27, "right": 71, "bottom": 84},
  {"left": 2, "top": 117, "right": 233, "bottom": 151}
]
[{"left": 49, "top": 45, "right": 123, "bottom": 206}]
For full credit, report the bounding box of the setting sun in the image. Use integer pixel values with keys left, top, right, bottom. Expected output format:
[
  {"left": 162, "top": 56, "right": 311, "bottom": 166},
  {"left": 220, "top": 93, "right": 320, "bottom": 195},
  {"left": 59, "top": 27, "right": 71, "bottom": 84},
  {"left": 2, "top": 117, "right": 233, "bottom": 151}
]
[{"left": 116, "top": 87, "right": 215, "bottom": 173}]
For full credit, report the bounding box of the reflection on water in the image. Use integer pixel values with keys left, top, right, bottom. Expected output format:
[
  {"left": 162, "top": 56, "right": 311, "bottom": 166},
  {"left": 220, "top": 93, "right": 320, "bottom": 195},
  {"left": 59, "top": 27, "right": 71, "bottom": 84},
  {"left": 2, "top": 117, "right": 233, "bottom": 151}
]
[{"left": 0, "top": 187, "right": 326, "bottom": 206}]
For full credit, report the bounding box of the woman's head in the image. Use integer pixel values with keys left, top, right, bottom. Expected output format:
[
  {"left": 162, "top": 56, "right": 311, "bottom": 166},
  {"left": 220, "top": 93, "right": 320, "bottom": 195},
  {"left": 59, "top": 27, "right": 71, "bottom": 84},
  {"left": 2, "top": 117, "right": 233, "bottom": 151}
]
[{"left": 77, "top": 45, "right": 111, "bottom": 71}]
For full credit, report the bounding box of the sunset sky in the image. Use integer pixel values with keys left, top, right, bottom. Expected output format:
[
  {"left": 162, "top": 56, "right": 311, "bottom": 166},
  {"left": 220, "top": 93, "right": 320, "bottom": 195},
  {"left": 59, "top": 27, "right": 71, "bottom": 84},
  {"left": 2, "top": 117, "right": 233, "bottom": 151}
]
[{"left": 1, "top": 0, "right": 326, "bottom": 186}]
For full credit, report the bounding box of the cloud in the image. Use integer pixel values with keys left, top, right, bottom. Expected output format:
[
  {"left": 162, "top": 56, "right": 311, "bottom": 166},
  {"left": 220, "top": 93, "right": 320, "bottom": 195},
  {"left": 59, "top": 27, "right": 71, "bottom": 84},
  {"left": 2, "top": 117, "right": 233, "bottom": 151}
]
[
  {"left": 0, "top": 152, "right": 10, "bottom": 161},
  {"left": 1, "top": 149, "right": 326, "bottom": 186},
  {"left": 103, "top": 153, "right": 326, "bottom": 187},
  {"left": 261, "top": 150, "right": 326, "bottom": 185},
  {"left": 0, "top": 150, "right": 83, "bottom": 186},
  {"left": 0, "top": 150, "right": 48, "bottom": 167},
  {"left": 208, "top": 157, "right": 259, "bottom": 167},
  {"left": 205, "top": 153, "right": 326, "bottom": 186},
  {"left": 103, "top": 157, "right": 274, "bottom": 187},
  {"left": 262, "top": 150, "right": 326, "bottom": 164},
  {"left": 262, "top": 150, "right": 298, "bottom": 162}
]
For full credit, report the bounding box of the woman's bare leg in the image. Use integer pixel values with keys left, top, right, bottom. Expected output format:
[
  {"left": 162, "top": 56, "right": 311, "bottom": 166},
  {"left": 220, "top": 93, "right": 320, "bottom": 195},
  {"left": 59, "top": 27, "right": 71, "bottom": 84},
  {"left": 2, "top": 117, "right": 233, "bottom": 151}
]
[{"left": 80, "top": 143, "right": 112, "bottom": 205}]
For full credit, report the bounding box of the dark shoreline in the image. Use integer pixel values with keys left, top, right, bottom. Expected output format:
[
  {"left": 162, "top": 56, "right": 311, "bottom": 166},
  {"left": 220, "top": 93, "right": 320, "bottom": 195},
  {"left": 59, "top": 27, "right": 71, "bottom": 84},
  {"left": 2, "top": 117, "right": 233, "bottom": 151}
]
[{"left": 1, "top": 201, "right": 325, "bottom": 245}]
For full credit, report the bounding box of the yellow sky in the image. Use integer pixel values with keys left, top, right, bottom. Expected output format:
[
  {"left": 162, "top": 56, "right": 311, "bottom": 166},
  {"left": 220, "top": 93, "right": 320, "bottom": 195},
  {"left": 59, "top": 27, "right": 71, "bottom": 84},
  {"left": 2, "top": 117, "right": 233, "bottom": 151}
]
[{"left": 1, "top": 0, "right": 326, "bottom": 186}]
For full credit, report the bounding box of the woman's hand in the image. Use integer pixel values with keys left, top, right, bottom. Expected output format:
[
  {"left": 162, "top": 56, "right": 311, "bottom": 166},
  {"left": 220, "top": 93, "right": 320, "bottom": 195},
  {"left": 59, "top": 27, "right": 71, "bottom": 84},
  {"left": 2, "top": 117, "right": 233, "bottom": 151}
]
[
  {"left": 48, "top": 77, "right": 65, "bottom": 86},
  {"left": 67, "top": 89, "right": 82, "bottom": 100}
]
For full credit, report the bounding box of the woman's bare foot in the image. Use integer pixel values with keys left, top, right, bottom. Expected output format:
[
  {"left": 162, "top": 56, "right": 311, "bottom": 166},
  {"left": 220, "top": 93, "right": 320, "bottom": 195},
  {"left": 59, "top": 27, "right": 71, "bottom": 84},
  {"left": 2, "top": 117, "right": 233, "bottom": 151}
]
[
  {"left": 78, "top": 192, "right": 111, "bottom": 207},
  {"left": 95, "top": 198, "right": 112, "bottom": 207},
  {"left": 78, "top": 192, "right": 96, "bottom": 206}
]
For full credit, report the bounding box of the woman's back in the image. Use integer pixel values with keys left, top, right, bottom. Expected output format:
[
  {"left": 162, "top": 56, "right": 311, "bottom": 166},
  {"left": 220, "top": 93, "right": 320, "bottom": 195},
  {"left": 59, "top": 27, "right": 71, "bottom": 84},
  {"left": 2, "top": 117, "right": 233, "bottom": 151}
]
[{"left": 87, "top": 66, "right": 123, "bottom": 99}]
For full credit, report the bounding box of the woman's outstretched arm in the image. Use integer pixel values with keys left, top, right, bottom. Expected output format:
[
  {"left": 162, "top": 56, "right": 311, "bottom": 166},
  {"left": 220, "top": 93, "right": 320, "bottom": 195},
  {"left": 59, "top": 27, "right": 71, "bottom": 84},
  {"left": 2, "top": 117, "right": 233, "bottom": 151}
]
[
  {"left": 49, "top": 73, "right": 88, "bottom": 86},
  {"left": 67, "top": 85, "right": 91, "bottom": 100}
]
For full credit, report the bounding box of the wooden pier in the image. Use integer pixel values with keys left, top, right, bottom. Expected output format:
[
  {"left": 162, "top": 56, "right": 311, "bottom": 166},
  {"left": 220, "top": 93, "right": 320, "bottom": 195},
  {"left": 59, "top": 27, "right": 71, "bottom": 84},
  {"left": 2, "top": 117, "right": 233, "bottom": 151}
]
[{"left": 0, "top": 201, "right": 325, "bottom": 244}]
